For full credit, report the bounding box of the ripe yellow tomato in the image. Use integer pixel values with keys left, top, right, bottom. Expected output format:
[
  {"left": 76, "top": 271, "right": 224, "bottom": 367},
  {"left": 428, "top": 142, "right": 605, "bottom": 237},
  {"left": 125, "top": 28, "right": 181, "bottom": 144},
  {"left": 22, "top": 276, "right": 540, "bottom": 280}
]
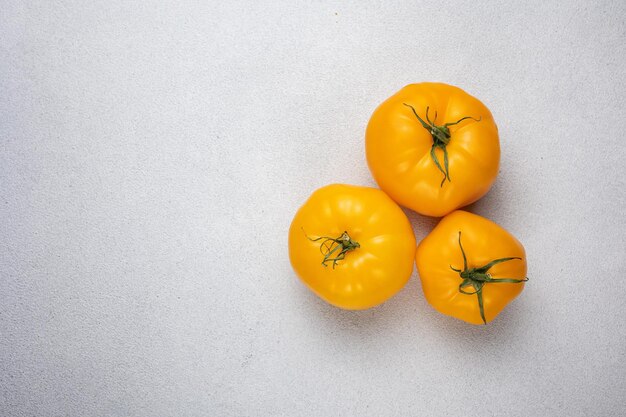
[
  {"left": 366, "top": 83, "right": 500, "bottom": 217},
  {"left": 289, "top": 184, "right": 416, "bottom": 309},
  {"left": 415, "top": 210, "right": 527, "bottom": 325}
]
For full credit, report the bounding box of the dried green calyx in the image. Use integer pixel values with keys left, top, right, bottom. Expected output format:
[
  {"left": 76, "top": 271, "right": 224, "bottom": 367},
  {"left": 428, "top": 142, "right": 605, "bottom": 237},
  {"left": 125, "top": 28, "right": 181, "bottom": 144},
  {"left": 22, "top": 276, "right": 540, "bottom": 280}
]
[
  {"left": 403, "top": 103, "right": 481, "bottom": 187},
  {"left": 304, "top": 229, "right": 360, "bottom": 268},
  {"left": 450, "top": 231, "right": 528, "bottom": 324}
]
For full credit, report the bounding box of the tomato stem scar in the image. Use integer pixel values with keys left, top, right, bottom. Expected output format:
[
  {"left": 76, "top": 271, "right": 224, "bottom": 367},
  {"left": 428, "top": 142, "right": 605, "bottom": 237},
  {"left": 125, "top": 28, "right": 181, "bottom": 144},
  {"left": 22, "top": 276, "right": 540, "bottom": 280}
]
[
  {"left": 403, "top": 103, "right": 481, "bottom": 187},
  {"left": 449, "top": 231, "right": 528, "bottom": 324},
  {"left": 303, "top": 228, "right": 360, "bottom": 269}
]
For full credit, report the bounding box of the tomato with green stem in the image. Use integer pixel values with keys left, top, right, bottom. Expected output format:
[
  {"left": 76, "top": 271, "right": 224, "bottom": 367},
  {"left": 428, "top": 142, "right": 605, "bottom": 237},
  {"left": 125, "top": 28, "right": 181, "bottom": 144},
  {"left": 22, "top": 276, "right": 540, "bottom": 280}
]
[
  {"left": 366, "top": 83, "right": 500, "bottom": 217},
  {"left": 289, "top": 184, "right": 416, "bottom": 310},
  {"left": 416, "top": 210, "right": 528, "bottom": 325}
]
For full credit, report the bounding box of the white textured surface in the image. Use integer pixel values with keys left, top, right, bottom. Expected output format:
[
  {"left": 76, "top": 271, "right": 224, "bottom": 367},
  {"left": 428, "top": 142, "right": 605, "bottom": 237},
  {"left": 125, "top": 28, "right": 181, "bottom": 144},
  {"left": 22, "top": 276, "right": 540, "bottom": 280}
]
[{"left": 1, "top": 1, "right": 625, "bottom": 416}]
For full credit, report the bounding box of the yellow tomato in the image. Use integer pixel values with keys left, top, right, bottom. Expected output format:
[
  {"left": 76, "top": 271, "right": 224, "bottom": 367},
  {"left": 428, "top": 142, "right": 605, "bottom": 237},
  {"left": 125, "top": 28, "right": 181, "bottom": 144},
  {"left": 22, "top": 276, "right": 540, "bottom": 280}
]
[
  {"left": 415, "top": 210, "right": 527, "bottom": 325},
  {"left": 289, "top": 184, "right": 416, "bottom": 309},
  {"left": 366, "top": 83, "right": 500, "bottom": 217}
]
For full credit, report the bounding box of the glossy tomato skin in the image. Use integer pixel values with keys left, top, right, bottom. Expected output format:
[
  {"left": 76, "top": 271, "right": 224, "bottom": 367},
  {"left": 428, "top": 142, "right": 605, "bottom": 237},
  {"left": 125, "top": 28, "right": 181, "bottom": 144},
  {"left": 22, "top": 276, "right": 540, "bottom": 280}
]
[
  {"left": 289, "top": 184, "right": 416, "bottom": 310},
  {"left": 416, "top": 210, "right": 527, "bottom": 325},
  {"left": 366, "top": 83, "right": 500, "bottom": 217}
]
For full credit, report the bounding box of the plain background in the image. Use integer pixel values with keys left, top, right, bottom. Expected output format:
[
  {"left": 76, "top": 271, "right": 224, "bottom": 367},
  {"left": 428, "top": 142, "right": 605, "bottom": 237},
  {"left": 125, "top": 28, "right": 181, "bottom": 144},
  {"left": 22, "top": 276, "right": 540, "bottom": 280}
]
[{"left": 1, "top": 1, "right": 625, "bottom": 416}]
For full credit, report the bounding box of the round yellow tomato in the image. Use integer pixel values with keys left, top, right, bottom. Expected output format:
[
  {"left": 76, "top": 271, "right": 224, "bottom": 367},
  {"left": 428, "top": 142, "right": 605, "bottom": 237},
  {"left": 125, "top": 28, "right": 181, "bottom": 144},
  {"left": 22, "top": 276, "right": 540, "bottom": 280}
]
[
  {"left": 366, "top": 83, "right": 500, "bottom": 217},
  {"left": 289, "top": 184, "right": 416, "bottom": 309},
  {"left": 415, "top": 210, "right": 527, "bottom": 325}
]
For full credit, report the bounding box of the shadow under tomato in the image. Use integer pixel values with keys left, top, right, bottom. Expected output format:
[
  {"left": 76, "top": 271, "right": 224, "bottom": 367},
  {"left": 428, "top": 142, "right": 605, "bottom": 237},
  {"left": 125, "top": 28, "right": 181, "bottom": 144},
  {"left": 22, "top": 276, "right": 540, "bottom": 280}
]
[
  {"left": 291, "top": 268, "right": 425, "bottom": 343},
  {"left": 413, "top": 281, "right": 533, "bottom": 349},
  {"left": 404, "top": 207, "right": 440, "bottom": 243}
]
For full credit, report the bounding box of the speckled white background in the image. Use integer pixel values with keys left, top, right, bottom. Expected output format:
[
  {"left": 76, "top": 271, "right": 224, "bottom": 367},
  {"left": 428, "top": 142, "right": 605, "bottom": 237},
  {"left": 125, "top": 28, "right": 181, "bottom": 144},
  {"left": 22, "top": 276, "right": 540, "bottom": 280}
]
[{"left": 1, "top": 1, "right": 625, "bottom": 416}]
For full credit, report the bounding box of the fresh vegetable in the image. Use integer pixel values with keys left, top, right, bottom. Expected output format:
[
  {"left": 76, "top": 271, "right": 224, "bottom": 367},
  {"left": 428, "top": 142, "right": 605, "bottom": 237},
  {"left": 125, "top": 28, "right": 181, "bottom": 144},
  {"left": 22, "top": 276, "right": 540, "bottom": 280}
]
[
  {"left": 415, "top": 210, "right": 528, "bottom": 325},
  {"left": 366, "top": 82, "right": 500, "bottom": 217},
  {"left": 289, "top": 184, "right": 416, "bottom": 309}
]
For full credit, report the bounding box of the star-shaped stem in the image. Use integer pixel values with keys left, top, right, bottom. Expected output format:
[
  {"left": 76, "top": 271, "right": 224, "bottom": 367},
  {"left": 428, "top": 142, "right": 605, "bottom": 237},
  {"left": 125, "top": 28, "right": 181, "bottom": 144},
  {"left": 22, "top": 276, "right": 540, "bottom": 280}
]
[
  {"left": 403, "top": 103, "right": 481, "bottom": 187},
  {"left": 450, "top": 231, "right": 528, "bottom": 324}
]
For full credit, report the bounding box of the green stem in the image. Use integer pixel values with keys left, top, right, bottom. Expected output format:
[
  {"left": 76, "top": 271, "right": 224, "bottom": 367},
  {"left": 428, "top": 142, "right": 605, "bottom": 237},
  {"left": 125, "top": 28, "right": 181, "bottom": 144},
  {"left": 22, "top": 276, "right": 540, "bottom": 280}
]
[
  {"left": 403, "top": 103, "right": 481, "bottom": 187},
  {"left": 450, "top": 231, "right": 528, "bottom": 324},
  {"left": 303, "top": 229, "right": 360, "bottom": 268}
]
